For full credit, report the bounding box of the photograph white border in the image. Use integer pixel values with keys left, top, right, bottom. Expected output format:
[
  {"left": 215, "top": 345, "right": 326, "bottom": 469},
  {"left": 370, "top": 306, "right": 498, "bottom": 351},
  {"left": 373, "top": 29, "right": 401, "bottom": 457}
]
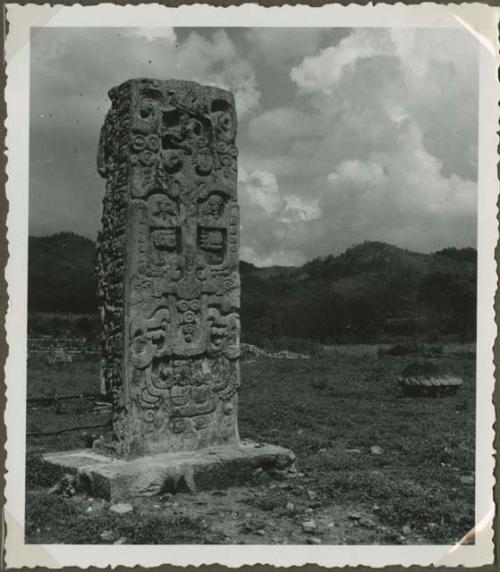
[{"left": 4, "top": 3, "right": 499, "bottom": 568}]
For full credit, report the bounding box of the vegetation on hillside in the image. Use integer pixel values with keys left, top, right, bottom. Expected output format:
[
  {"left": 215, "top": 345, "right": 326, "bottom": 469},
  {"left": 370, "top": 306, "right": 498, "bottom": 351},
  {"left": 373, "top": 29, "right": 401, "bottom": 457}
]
[
  {"left": 28, "top": 234, "right": 476, "bottom": 343},
  {"left": 29, "top": 232, "right": 98, "bottom": 314}
]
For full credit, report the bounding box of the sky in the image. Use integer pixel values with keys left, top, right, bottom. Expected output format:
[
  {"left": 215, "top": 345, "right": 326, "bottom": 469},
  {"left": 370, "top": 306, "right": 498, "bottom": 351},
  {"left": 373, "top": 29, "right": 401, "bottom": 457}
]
[{"left": 30, "top": 26, "right": 478, "bottom": 266}]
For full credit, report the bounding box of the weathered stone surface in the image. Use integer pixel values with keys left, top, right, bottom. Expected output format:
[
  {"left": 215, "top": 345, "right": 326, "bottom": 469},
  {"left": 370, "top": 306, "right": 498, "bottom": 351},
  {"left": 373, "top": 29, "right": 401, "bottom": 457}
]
[
  {"left": 41, "top": 442, "right": 296, "bottom": 501},
  {"left": 96, "top": 79, "right": 241, "bottom": 459},
  {"left": 41, "top": 79, "right": 295, "bottom": 497},
  {"left": 398, "top": 375, "right": 462, "bottom": 397}
]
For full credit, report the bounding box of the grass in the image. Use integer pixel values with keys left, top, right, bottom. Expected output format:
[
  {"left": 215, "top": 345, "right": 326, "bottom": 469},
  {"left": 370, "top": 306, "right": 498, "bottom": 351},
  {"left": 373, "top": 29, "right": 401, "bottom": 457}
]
[{"left": 25, "top": 342, "right": 475, "bottom": 544}]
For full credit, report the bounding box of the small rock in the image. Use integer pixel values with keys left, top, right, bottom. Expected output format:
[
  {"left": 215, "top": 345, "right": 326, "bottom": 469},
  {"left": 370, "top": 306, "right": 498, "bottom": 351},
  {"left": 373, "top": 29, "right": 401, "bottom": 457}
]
[
  {"left": 427, "top": 522, "right": 438, "bottom": 532},
  {"left": 370, "top": 445, "right": 383, "bottom": 455},
  {"left": 345, "top": 448, "right": 362, "bottom": 454},
  {"left": 302, "top": 519, "right": 316, "bottom": 533},
  {"left": 48, "top": 483, "right": 60, "bottom": 494},
  {"left": 402, "top": 525, "right": 412, "bottom": 535},
  {"left": 256, "top": 529, "right": 266, "bottom": 536},
  {"left": 100, "top": 530, "right": 113, "bottom": 541},
  {"left": 109, "top": 503, "right": 133, "bottom": 515},
  {"left": 359, "top": 517, "right": 376, "bottom": 529},
  {"left": 286, "top": 502, "right": 295, "bottom": 514},
  {"left": 304, "top": 507, "right": 314, "bottom": 515},
  {"left": 460, "top": 475, "right": 474, "bottom": 485},
  {"left": 347, "top": 512, "right": 361, "bottom": 521},
  {"left": 114, "top": 537, "right": 127, "bottom": 545},
  {"left": 307, "top": 490, "right": 317, "bottom": 501},
  {"left": 306, "top": 536, "right": 322, "bottom": 544}
]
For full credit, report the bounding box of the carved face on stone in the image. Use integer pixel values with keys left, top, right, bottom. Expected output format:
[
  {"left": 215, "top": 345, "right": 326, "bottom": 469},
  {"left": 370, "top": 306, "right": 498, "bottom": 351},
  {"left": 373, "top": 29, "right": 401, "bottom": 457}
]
[
  {"left": 151, "top": 229, "right": 178, "bottom": 251},
  {"left": 195, "top": 149, "right": 213, "bottom": 175},
  {"left": 207, "top": 194, "right": 225, "bottom": 218},
  {"left": 149, "top": 195, "right": 177, "bottom": 226},
  {"left": 162, "top": 150, "right": 183, "bottom": 173},
  {"left": 212, "top": 108, "right": 236, "bottom": 142}
]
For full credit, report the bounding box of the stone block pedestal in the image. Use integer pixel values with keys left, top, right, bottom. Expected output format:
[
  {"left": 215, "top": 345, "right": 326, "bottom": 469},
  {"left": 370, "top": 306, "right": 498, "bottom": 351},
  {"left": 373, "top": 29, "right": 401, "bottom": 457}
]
[{"left": 42, "top": 441, "right": 296, "bottom": 501}]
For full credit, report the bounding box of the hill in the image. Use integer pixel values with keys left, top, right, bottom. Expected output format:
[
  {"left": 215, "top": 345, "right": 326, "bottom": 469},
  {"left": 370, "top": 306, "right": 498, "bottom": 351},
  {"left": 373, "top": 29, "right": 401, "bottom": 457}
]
[
  {"left": 28, "top": 234, "right": 476, "bottom": 343},
  {"left": 28, "top": 232, "right": 98, "bottom": 314},
  {"left": 241, "top": 241, "right": 476, "bottom": 344}
]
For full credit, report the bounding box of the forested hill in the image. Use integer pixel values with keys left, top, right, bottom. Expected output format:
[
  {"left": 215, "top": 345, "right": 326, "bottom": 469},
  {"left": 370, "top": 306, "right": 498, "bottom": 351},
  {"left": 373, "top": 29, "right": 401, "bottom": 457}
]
[
  {"left": 28, "top": 233, "right": 476, "bottom": 342},
  {"left": 29, "top": 232, "right": 98, "bottom": 314}
]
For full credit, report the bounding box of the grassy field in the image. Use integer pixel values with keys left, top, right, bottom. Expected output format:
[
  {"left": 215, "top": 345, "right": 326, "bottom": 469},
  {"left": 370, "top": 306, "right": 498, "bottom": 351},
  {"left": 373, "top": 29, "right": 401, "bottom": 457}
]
[{"left": 26, "top": 343, "right": 475, "bottom": 545}]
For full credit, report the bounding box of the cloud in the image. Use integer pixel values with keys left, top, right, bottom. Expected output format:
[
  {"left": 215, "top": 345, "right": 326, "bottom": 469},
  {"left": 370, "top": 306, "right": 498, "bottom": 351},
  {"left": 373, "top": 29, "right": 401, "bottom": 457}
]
[
  {"left": 238, "top": 167, "right": 316, "bottom": 266},
  {"left": 238, "top": 168, "right": 284, "bottom": 215},
  {"left": 320, "top": 114, "right": 476, "bottom": 253},
  {"left": 29, "top": 27, "right": 478, "bottom": 266},
  {"left": 239, "top": 27, "right": 478, "bottom": 262},
  {"left": 245, "top": 28, "right": 324, "bottom": 66},
  {"left": 291, "top": 28, "right": 394, "bottom": 92},
  {"left": 128, "top": 27, "right": 177, "bottom": 43},
  {"left": 247, "top": 107, "right": 321, "bottom": 154},
  {"left": 290, "top": 28, "right": 478, "bottom": 180}
]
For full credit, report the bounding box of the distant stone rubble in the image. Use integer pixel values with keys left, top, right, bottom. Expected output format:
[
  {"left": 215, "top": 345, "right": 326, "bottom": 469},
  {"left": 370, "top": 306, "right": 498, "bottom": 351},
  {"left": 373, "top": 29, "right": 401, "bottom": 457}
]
[{"left": 240, "top": 343, "right": 310, "bottom": 360}]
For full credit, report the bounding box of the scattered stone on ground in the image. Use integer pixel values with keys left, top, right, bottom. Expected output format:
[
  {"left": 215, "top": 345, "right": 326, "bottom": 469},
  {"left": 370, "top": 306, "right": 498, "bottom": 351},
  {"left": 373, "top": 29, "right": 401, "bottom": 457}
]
[
  {"left": 306, "top": 536, "right": 322, "bottom": 544},
  {"left": 49, "top": 473, "right": 76, "bottom": 497},
  {"left": 399, "top": 361, "right": 462, "bottom": 397},
  {"left": 114, "top": 537, "right": 127, "bottom": 545},
  {"left": 402, "top": 525, "right": 412, "bottom": 535},
  {"left": 109, "top": 503, "right": 133, "bottom": 515},
  {"left": 100, "top": 530, "right": 113, "bottom": 541},
  {"left": 302, "top": 519, "right": 317, "bottom": 533},
  {"left": 359, "top": 517, "right": 376, "bottom": 529},
  {"left": 241, "top": 343, "right": 310, "bottom": 361},
  {"left": 46, "top": 348, "right": 73, "bottom": 365},
  {"left": 348, "top": 512, "right": 361, "bottom": 521},
  {"left": 370, "top": 445, "right": 383, "bottom": 455}
]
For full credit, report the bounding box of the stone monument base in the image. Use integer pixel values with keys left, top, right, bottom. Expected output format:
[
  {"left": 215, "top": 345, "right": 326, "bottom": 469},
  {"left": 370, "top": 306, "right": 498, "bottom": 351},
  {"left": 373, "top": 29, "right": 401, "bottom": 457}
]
[{"left": 41, "top": 441, "right": 296, "bottom": 501}]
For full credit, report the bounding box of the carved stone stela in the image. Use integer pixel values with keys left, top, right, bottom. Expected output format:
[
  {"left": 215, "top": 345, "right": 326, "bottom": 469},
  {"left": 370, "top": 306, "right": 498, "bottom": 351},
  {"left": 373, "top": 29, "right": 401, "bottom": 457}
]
[
  {"left": 42, "top": 79, "right": 294, "bottom": 499},
  {"left": 97, "top": 79, "right": 241, "bottom": 459}
]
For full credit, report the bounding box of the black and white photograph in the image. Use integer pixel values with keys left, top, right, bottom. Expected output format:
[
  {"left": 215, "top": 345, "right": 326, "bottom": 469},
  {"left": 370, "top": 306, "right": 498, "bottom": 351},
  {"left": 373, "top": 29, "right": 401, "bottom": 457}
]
[{"left": 4, "top": 3, "right": 497, "bottom": 569}]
